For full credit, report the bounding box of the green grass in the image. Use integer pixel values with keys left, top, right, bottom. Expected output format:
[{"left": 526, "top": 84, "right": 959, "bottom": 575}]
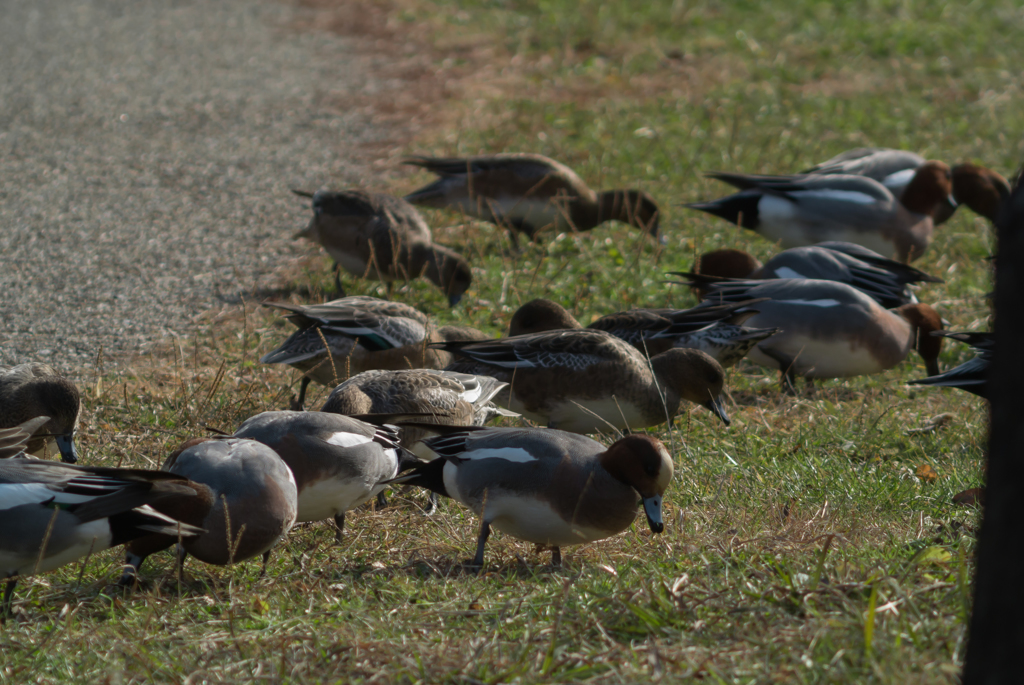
[{"left": 1, "top": 0, "right": 1011, "bottom": 681}]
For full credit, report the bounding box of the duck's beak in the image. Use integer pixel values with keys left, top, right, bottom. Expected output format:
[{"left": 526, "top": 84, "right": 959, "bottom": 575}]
[
  {"left": 642, "top": 494, "right": 665, "bottom": 534},
  {"left": 55, "top": 434, "right": 79, "bottom": 464},
  {"left": 703, "top": 397, "right": 731, "bottom": 426},
  {"left": 447, "top": 293, "right": 464, "bottom": 307}
]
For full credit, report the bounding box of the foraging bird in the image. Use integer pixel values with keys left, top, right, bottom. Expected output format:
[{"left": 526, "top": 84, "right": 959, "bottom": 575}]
[
  {"left": 0, "top": 363, "right": 82, "bottom": 463},
  {"left": 1, "top": 417, "right": 201, "bottom": 614},
  {"left": 692, "top": 248, "right": 764, "bottom": 283},
  {"left": 232, "top": 411, "right": 419, "bottom": 541},
  {"left": 687, "top": 162, "right": 953, "bottom": 261},
  {"left": 803, "top": 148, "right": 1009, "bottom": 224},
  {"left": 802, "top": 148, "right": 930, "bottom": 198},
  {"left": 320, "top": 369, "right": 517, "bottom": 455},
  {"left": 909, "top": 332, "right": 992, "bottom": 399},
  {"left": 388, "top": 426, "right": 674, "bottom": 567},
  {"left": 693, "top": 279, "right": 944, "bottom": 391},
  {"left": 508, "top": 298, "right": 777, "bottom": 368},
  {"left": 440, "top": 329, "right": 731, "bottom": 433},
  {"left": 403, "top": 153, "right": 661, "bottom": 245},
  {"left": 259, "top": 297, "right": 488, "bottom": 410},
  {"left": 120, "top": 437, "right": 298, "bottom": 584},
  {"left": 681, "top": 242, "right": 943, "bottom": 309},
  {"left": 292, "top": 189, "right": 472, "bottom": 306}
]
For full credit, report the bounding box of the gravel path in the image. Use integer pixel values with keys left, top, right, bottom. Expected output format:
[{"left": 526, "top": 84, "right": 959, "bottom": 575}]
[{"left": 1, "top": 0, "right": 392, "bottom": 372}]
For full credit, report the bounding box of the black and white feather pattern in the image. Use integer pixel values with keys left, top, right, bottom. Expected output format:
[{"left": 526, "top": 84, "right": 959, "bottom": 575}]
[
  {"left": 705, "top": 171, "right": 895, "bottom": 205},
  {"left": 420, "top": 432, "right": 473, "bottom": 462},
  {"left": 909, "top": 332, "right": 992, "bottom": 398},
  {"left": 260, "top": 297, "right": 429, "bottom": 363}
]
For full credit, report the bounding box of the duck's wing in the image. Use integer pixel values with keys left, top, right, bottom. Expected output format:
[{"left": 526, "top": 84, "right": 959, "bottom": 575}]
[
  {"left": 801, "top": 148, "right": 925, "bottom": 180},
  {"left": 0, "top": 417, "right": 50, "bottom": 459},
  {"left": 435, "top": 330, "right": 619, "bottom": 370},
  {"left": 404, "top": 155, "right": 587, "bottom": 200},
  {"left": 705, "top": 172, "right": 895, "bottom": 204},
  {"left": 814, "top": 242, "right": 944, "bottom": 283},
  {"left": 908, "top": 332, "right": 992, "bottom": 398},
  {"left": 261, "top": 299, "right": 429, "bottom": 352},
  {"left": 0, "top": 459, "right": 198, "bottom": 524}
]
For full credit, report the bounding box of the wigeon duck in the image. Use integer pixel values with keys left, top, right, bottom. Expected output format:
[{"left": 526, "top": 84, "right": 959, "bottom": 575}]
[
  {"left": 232, "top": 411, "right": 418, "bottom": 541},
  {"left": 0, "top": 417, "right": 50, "bottom": 459},
  {"left": 694, "top": 279, "right": 943, "bottom": 389},
  {"left": 119, "top": 437, "right": 298, "bottom": 584},
  {"left": 802, "top": 148, "right": 927, "bottom": 195},
  {"left": 909, "top": 332, "right": 991, "bottom": 399},
  {"left": 950, "top": 163, "right": 1011, "bottom": 223},
  {"left": 292, "top": 189, "right": 472, "bottom": 306},
  {"left": 688, "top": 248, "right": 765, "bottom": 298},
  {"left": 687, "top": 162, "right": 953, "bottom": 261},
  {"left": 681, "top": 242, "right": 943, "bottom": 309},
  {"left": 320, "top": 369, "right": 517, "bottom": 454},
  {"left": 1, "top": 418, "right": 201, "bottom": 613},
  {"left": 402, "top": 154, "right": 661, "bottom": 244},
  {"left": 388, "top": 426, "right": 673, "bottom": 566},
  {"left": 260, "top": 297, "right": 488, "bottom": 409},
  {"left": 508, "top": 298, "right": 777, "bottom": 368},
  {"left": 803, "top": 148, "right": 1010, "bottom": 224},
  {"left": 0, "top": 363, "right": 81, "bottom": 463},
  {"left": 439, "top": 329, "right": 730, "bottom": 433},
  {"left": 694, "top": 248, "right": 763, "bottom": 280},
  {"left": 320, "top": 369, "right": 517, "bottom": 514}
]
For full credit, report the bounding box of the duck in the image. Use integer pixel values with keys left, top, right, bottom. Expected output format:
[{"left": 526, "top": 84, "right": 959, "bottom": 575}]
[
  {"left": 0, "top": 363, "right": 82, "bottom": 463},
  {"left": 692, "top": 248, "right": 763, "bottom": 279},
  {"left": 802, "top": 148, "right": 928, "bottom": 196},
  {"left": 259, "top": 296, "right": 489, "bottom": 409},
  {"left": 693, "top": 279, "right": 944, "bottom": 390},
  {"left": 950, "top": 163, "right": 1012, "bottom": 223},
  {"left": 687, "top": 248, "right": 764, "bottom": 299},
  {"left": 680, "top": 242, "right": 943, "bottom": 309},
  {"left": 320, "top": 369, "right": 517, "bottom": 455},
  {"left": 1, "top": 417, "right": 202, "bottom": 613},
  {"left": 119, "top": 437, "right": 298, "bottom": 585},
  {"left": 402, "top": 153, "right": 661, "bottom": 245},
  {"left": 686, "top": 161, "right": 953, "bottom": 261},
  {"left": 508, "top": 298, "right": 777, "bottom": 368},
  {"left": 231, "top": 411, "right": 419, "bottom": 541},
  {"left": 292, "top": 189, "right": 472, "bottom": 306},
  {"left": 802, "top": 148, "right": 1010, "bottom": 224},
  {"left": 909, "top": 331, "right": 991, "bottom": 398},
  {"left": 438, "top": 329, "right": 730, "bottom": 433},
  {"left": 386, "top": 426, "right": 673, "bottom": 567}
]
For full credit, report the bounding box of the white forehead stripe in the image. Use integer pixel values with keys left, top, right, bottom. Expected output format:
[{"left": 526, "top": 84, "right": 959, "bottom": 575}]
[
  {"left": 777, "top": 298, "right": 841, "bottom": 308},
  {"left": 773, "top": 266, "right": 807, "bottom": 280},
  {"left": 791, "top": 189, "right": 878, "bottom": 204},
  {"left": 464, "top": 447, "right": 537, "bottom": 464},
  {"left": 325, "top": 432, "right": 374, "bottom": 448}
]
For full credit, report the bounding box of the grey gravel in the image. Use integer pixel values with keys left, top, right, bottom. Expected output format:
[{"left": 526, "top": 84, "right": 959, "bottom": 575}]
[{"left": 0, "top": 0, "right": 394, "bottom": 373}]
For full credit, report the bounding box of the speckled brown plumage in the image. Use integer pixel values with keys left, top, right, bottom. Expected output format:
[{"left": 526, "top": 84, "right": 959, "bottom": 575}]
[
  {"left": 0, "top": 363, "right": 81, "bottom": 463},
  {"left": 439, "top": 329, "right": 730, "bottom": 433},
  {"left": 260, "top": 297, "right": 489, "bottom": 408},
  {"left": 320, "top": 369, "right": 515, "bottom": 451},
  {"left": 293, "top": 190, "right": 472, "bottom": 306}
]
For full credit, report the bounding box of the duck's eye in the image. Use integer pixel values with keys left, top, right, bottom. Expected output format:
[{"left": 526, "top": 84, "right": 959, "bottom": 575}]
[{"left": 645, "top": 464, "right": 658, "bottom": 477}]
